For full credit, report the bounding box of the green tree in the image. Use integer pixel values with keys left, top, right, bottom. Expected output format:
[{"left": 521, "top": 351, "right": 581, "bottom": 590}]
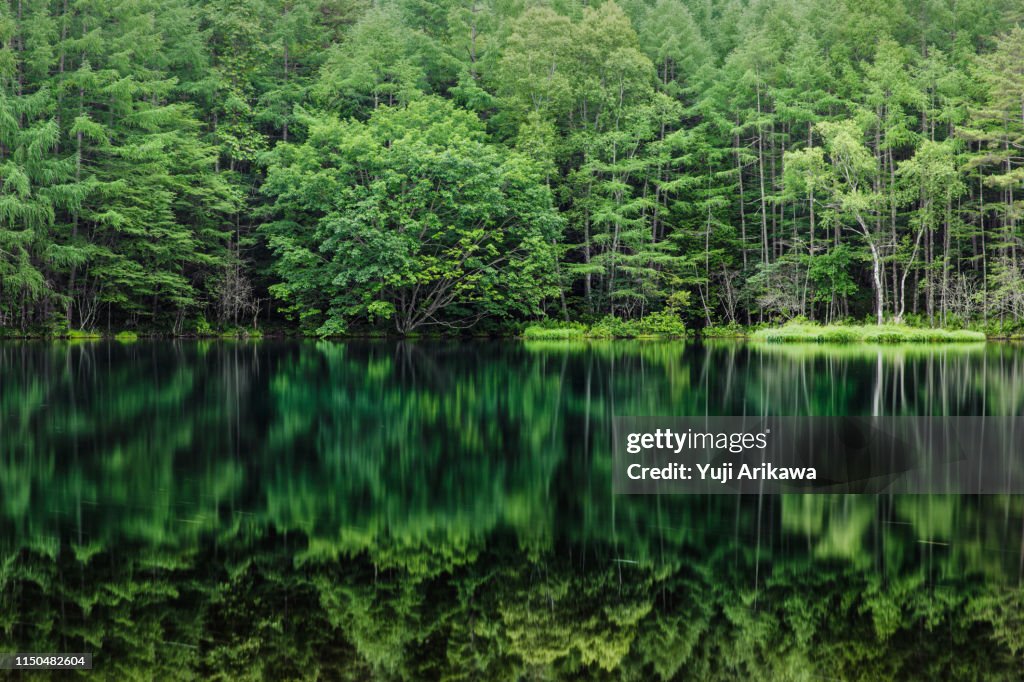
[
  {"left": 961, "top": 27, "right": 1024, "bottom": 324},
  {"left": 806, "top": 120, "right": 889, "bottom": 324},
  {"left": 314, "top": 5, "right": 430, "bottom": 117},
  {"left": 261, "top": 97, "right": 562, "bottom": 334}
]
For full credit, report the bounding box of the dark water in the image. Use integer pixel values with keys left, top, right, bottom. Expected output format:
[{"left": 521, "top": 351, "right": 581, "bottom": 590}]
[{"left": 1, "top": 340, "right": 1023, "bottom": 680}]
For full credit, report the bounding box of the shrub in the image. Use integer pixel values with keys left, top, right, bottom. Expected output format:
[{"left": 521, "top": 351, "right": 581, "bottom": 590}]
[
  {"left": 524, "top": 313, "right": 687, "bottom": 339},
  {"left": 701, "top": 323, "right": 748, "bottom": 338},
  {"left": 980, "top": 320, "right": 1024, "bottom": 339},
  {"left": 194, "top": 316, "right": 214, "bottom": 337},
  {"left": 635, "top": 310, "right": 688, "bottom": 337},
  {"left": 586, "top": 316, "right": 627, "bottom": 338}
]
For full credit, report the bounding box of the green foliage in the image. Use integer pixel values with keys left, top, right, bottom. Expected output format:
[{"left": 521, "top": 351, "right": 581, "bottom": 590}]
[
  {"left": 751, "top": 323, "right": 987, "bottom": 344},
  {"left": 315, "top": 6, "right": 428, "bottom": 116},
  {"left": 53, "top": 328, "right": 103, "bottom": 340},
  {"left": 524, "top": 310, "right": 687, "bottom": 339},
  {"left": 588, "top": 310, "right": 688, "bottom": 338},
  {"left": 262, "top": 97, "right": 562, "bottom": 335},
  {"left": 218, "top": 326, "right": 263, "bottom": 339},
  {"left": 194, "top": 316, "right": 214, "bottom": 337},
  {"left": 976, "top": 320, "right": 1024, "bottom": 340},
  {"left": 701, "top": 322, "right": 749, "bottom": 338},
  {"left": 521, "top": 322, "right": 587, "bottom": 340},
  {"left": 1, "top": 0, "right": 1022, "bottom": 336},
  {"left": 807, "top": 245, "right": 859, "bottom": 304}
]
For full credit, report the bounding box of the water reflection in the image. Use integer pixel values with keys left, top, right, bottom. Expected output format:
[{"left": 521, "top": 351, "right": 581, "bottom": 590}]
[{"left": 1, "top": 340, "right": 1022, "bottom": 679}]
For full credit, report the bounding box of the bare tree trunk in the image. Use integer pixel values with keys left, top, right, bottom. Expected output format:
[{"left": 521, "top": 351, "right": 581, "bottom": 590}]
[
  {"left": 940, "top": 199, "right": 951, "bottom": 324},
  {"left": 871, "top": 243, "right": 884, "bottom": 325}
]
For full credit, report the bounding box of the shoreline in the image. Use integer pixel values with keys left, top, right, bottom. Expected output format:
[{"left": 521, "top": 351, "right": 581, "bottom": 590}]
[{"left": 0, "top": 326, "right": 1017, "bottom": 343}]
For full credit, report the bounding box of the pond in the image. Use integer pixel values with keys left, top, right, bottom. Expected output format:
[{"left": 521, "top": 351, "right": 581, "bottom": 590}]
[{"left": 1, "top": 340, "right": 1022, "bottom": 679}]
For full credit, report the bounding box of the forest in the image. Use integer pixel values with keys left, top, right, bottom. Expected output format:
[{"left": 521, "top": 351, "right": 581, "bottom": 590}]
[{"left": 0, "top": 0, "right": 1022, "bottom": 336}]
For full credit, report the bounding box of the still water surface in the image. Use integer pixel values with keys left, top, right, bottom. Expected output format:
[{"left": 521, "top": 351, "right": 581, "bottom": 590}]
[{"left": 1, "top": 340, "right": 1023, "bottom": 679}]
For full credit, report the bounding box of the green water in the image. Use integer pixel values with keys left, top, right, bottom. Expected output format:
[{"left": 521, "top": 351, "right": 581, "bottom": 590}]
[{"left": 1, "top": 340, "right": 1022, "bottom": 680}]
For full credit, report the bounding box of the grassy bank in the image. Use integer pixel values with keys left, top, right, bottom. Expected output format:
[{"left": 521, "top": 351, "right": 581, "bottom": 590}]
[
  {"left": 523, "top": 312, "right": 688, "bottom": 340},
  {"left": 1, "top": 320, "right": 1007, "bottom": 343},
  {"left": 750, "top": 322, "right": 986, "bottom": 343},
  {"left": 0, "top": 327, "right": 266, "bottom": 340}
]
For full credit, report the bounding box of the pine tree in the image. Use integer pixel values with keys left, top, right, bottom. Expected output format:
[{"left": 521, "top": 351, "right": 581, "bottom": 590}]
[{"left": 961, "top": 28, "right": 1024, "bottom": 324}]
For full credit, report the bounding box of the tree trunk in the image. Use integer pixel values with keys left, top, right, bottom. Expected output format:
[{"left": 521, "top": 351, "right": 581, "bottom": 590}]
[{"left": 871, "top": 242, "right": 884, "bottom": 325}]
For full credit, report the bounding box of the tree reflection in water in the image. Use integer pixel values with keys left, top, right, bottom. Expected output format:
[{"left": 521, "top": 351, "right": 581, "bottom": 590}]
[{"left": 1, "top": 340, "right": 1022, "bottom": 679}]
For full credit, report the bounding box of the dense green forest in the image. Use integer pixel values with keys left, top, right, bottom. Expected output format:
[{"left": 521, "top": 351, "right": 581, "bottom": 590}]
[{"left": 0, "top": 0, "right": 1022, "bottom": 336}]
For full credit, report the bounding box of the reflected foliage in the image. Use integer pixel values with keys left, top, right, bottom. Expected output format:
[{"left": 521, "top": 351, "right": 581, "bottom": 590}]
[{"left": 1, "top": 341, "right": 1023, "bottom": 679}]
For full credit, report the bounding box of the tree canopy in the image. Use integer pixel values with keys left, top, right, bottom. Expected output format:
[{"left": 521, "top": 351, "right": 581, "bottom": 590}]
[{"left": 0, "top": 0, "right": 1023, "bottom": 335}]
